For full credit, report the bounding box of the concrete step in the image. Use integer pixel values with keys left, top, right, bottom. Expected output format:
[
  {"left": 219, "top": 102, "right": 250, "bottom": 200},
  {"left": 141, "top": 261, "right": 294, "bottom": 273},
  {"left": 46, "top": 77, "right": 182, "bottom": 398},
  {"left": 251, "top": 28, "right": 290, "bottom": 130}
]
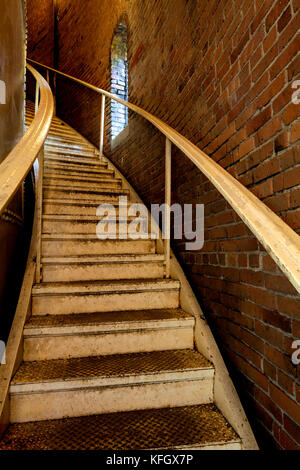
[
  {"left": 43, "top": 175, "right": 122, "bottom": 190},
  {"left": 32, "top": 279, "right": 180, "bottom": 315},
  {"left": 42, "top": 234, "right": 156, "bottom": 257},
  {"left": 9, "top": 350, "right": 213, "bottom": 422},
  {"left": 41, "top": 254, "right": 165, "bottom": 282},
  {"left": 0, "top": 404, "right": 242, "bottom": 450},
  {"left": 23, "top": 308, "right": 194, "bottom": 361},
  {"left": 42, "top": 214, "right": 148, "bottom": 235},
  {"left": 43, "top": 184, "right": 129, "bottom": 201}
]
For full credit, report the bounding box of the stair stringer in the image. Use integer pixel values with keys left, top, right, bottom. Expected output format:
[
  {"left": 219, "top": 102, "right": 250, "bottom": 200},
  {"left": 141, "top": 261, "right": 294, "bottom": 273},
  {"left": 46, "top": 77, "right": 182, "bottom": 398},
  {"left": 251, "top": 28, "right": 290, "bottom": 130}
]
[{"left": 97, "top": 147, "right": 258, "bottom": 451}]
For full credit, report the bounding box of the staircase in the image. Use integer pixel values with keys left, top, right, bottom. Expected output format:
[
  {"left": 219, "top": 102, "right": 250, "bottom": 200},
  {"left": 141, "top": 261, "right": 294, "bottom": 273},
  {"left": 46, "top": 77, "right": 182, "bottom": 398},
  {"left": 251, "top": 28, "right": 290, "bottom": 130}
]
[{"left": 0, "top": 102, "right": 245, "bottom": 450}]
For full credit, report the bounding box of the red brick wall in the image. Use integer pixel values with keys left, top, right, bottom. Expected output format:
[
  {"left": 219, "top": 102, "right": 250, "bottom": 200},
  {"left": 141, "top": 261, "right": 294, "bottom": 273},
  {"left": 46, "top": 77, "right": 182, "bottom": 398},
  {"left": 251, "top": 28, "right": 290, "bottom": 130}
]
[{"left": 27, "top": 0, "right": 300, "bottom": 449}]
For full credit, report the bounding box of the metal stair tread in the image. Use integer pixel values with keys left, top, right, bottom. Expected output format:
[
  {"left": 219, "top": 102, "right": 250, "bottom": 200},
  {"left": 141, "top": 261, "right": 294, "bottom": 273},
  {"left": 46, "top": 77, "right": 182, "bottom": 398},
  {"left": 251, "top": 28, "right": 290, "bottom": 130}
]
[
  {"left": 0, "top": 404, "right": 241, "bottom": 450},
  {"left": 11, "top": 349, "right": 212, "bottom": 386},
  {"left": 25, "top": 308, "right": 194, "bottom": 331}
]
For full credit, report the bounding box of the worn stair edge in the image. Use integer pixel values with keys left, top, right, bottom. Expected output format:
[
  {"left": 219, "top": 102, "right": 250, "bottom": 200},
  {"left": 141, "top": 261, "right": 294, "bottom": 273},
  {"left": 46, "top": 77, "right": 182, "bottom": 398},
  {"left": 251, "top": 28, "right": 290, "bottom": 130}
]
[
  {"left": 41, "top": 254, "right": 165, "bottom": 264},
  {"left": 32, "top": 279, "right": 180, "bottom": 296}
]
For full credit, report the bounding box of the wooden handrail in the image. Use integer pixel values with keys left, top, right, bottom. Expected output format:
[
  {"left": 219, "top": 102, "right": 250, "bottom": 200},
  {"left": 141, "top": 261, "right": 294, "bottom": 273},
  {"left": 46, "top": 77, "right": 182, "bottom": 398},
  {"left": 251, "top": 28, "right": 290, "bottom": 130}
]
[
  {"left": 0, "top": 64, "right": 54, "bottom": 216},
  {"left": 27, "top": 58, "right": 300, "bottom": 294}
]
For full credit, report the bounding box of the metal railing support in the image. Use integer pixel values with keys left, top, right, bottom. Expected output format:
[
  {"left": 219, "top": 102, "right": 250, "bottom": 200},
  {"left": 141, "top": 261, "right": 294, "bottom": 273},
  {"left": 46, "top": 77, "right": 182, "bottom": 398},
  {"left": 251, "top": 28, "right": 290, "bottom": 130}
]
[
  {"left": 35, "top": 145, "right": 44, "bottom": 283},
  {"left": 164, "top": 138, "right": 172, "bottom": 278},
  {"left": 100, "top": 94, "right": 106, "bottom": 156}
]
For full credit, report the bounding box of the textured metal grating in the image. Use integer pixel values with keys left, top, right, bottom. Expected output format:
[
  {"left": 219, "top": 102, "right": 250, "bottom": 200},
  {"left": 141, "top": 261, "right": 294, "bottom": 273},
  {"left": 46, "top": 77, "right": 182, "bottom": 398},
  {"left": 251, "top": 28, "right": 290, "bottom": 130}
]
[
  {"left": 26, "top": 308, "right": 192, "bottom": 328},
  {"left": 12, "top": 349, "right": 212, "bottom": 384},
  {"left": 0, "top": 405, "right": 239, "bottom": 450}
]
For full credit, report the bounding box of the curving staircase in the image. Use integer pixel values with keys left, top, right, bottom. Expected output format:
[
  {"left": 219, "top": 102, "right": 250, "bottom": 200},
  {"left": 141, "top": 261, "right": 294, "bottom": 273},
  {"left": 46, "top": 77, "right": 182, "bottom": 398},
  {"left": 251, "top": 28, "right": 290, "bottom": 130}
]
[{"left": 0, "top": 101, "right": 249, "bottom": 450}]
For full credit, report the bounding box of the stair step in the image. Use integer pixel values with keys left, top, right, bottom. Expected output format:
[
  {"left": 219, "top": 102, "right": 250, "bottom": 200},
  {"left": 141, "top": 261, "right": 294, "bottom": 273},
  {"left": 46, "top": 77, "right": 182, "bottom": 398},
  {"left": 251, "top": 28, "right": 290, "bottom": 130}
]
[
  {"left": 9, "top": 350, "right": 213, "bottom": 422},
  {"left": 44, "top": 171, "right": 116, "bottom": 183},
  {"left": 44, "top": 175, "right": 122, "bottom": 190},
  {"left": 46, "top": 133, "right": 91, "bottom": 144},
  {"left": 43, "top": 184, "right": 129, "bottom": 201},
  {"left": 23, "top": 308, "right": 194, "bottom": 360},
  {"left": 44, "top": 159, "right": 109, "bottom": 172},
  {"left": 42, "top": 234, "right": 156, "bottom": 256},
  {"left": 43, "top": 199, "right": 122, "bottom": 216},
  {"left": 41, "top": 254, "right": 165, "bottom": 282},
  {"left": 0, "top": 404, "right": 241, "bottom": 450},
  {"left": 46, "top": 131, "right": 84, "bottom": 141},
  {"left": 47, "top": 126, "right": 80, "bottom": 136},
  {"left": 45, "top": 147, "right": 97, "bottom": 158},
  {"left": 45, "top": 141, "right": 95, "bottom": 153},
  {"left": 45, "top": 154, "right": 99, "bottom": 165},
  {"left": 47, "top": 124, "right": 78, "bottom": 133},
  {"left": 32, "top": 279, "right": 180, "bottom": 315},
  {"left": 44, "top": 164, "right": 114, "bottom": 178},
  {"left": 42, "top": 214, "right": 148, "bottom": 235},
  {"left": 45, "top": 154, "right": 107, "bottom": 167}
]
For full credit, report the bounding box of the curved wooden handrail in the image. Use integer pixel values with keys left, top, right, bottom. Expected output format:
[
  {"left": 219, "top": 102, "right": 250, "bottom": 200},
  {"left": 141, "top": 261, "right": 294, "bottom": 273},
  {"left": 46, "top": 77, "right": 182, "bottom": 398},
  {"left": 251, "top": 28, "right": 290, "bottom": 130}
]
[
  {"left": 0, "top": 64, "right": 54, "bottom": 216},
  {"left": 27, "top": 58, "right": 300, "bottom": 294}
]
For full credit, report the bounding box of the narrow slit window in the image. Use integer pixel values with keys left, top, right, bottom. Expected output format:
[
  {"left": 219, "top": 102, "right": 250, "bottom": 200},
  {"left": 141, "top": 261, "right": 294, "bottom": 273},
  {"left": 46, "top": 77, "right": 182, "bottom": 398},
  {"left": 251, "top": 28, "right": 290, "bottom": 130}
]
[{"left": 111, "top": 21, "right": 128, "bottom": 140}]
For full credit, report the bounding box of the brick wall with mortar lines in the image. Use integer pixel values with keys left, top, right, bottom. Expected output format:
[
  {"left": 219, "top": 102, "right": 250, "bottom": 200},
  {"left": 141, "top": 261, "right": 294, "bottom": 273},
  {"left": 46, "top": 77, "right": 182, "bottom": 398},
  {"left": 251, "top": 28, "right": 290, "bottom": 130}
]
[{"left": 27, "top": 0, "right": 300, "bottom": 449}]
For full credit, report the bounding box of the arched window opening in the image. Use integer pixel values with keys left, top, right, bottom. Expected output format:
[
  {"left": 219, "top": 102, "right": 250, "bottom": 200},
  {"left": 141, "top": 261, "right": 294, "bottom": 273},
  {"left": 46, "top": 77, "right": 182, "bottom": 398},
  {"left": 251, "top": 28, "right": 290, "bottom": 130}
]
[{"left": 110, "top": 21, "right": 128, "bottom": 140}]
